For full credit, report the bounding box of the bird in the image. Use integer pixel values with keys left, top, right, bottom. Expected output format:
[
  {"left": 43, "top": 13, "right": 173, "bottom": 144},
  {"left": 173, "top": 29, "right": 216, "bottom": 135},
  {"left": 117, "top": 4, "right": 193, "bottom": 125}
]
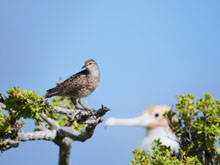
[
  {"left": 105, "top": 105, "right": 180, "bottom": 155},
  {"left": 45, "top": 59, "right": 100, "bottom": 109}
]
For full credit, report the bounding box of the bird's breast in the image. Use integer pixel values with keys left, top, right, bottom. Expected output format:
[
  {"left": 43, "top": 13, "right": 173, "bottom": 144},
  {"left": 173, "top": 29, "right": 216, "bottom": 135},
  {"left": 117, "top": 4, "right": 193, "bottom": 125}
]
[
  {"left": 141, "top": 127, "right": 180, "bottom": 155},
  {"left": 75, "top": 76, "right": 99, "bottom": 98}
]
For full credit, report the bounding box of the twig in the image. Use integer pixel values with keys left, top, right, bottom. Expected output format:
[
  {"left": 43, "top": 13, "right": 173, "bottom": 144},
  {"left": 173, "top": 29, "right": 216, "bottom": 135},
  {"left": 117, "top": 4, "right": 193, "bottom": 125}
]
[
  {"left": 0, "top": 92, "right": 6, "bottom": 102},
  {"left": 35, "top": 120, "right": 50, "bottom": 131},
  {"left": 0, "top": 103, "right": 6, "bottom": 109},
  {"left": 0, "top": 139, "right": 19, "bottom": 151},
  {"left": 52, "top": 105, "right": 109, "bottom": 120},
  {"left": 40, "top": 114, "right": 60, "bottom": 129},
  {"left": 95, "top": 104, "right": 110, "bottom": 117},
  {"left": 57, "top": 124, "right": 97, "bottom": 142},
  {"left": 52, "top": 106, "right": 93, "bottom": 120}
]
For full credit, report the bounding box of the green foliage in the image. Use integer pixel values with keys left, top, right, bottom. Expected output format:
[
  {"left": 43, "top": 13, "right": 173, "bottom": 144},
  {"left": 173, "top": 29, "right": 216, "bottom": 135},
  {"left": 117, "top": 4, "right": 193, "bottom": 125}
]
[
  {"left": 71, "top": 121, "right": 87, "bottom": 132},
  {"left": 4, "top": 87, "right": 49, "bottom": 120},
  {"left": 0, "top": 108, "right": 25, "bottom": 137},
  {"left": 176, "top": 93, "right": 220, "bottom": 164},
  {"left": 0, "top": 108, "right": 20, "bottom": 141},
  {"left": 0, "top": 87, "right": 49, "bottom": 141},
  {"left": 52, "top": 96, "right": 75, "bottom": 109},
  {"left": 131, "top": 140, "right": 201, "bottom": 165},
  {"left": 132, "top": 93, "right": 220, "bottom": 164},
  {"left": 0, "top": 87, "right": 89, "bottom": 141},
  {"left": 0, "top": 109, "right": 11, "bottom": 133}
]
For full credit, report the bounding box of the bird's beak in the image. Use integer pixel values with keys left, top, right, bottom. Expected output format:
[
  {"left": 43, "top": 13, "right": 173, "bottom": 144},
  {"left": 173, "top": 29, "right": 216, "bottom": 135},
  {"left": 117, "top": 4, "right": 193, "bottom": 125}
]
[
  {"left": 81, "top": 65, "right": 86, "bottom": 69},
  {"left": 105, "top": 113, "right": 152, "bottom": 128}
]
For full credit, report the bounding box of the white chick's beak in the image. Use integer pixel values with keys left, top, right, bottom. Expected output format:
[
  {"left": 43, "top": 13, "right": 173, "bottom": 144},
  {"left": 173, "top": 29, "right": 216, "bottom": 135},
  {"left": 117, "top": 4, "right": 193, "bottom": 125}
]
[{"left": 105, "top": 113, "right": 154, "bottom": 128}]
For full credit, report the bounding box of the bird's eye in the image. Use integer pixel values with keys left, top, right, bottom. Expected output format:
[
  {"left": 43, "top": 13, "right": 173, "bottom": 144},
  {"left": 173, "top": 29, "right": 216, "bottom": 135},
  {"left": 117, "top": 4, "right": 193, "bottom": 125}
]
[
  {"left": 89, "top": 62, "right": 92, "bottom": 65},
  {"left": 154, "top": 113, "right": 160, "bottom": 118}
]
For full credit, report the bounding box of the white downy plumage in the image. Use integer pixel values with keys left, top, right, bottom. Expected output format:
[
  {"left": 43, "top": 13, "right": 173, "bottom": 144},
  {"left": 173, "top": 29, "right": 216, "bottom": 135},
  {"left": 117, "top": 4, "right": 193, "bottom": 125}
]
[{"left": 105, "top": 105, "right": 180, "bottom": 155}]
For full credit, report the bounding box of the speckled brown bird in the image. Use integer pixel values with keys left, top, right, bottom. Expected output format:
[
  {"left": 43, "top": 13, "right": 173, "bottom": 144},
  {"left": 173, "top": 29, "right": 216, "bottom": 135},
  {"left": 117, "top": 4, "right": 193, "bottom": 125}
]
[{"left": 45, "top": 59, "right": 100, "bottom": 108}]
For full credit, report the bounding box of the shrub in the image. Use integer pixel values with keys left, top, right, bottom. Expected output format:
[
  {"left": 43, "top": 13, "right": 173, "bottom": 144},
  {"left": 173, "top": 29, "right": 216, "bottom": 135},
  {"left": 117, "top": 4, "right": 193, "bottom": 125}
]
[{"left": 132, "top": 93, "right": 220, "bottom": 164}]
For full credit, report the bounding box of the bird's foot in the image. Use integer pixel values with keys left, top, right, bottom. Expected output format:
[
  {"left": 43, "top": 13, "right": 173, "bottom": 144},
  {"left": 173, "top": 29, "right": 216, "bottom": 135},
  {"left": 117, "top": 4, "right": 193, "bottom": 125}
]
[
  {"left": 70, "top": 97, "right": 80, "bottom": 109},
  {"left": 70, "top": 98, "right": 91, "bottom": 110},
  {"left": 78, "top": 100, "right": 90, "bottom": 110}
]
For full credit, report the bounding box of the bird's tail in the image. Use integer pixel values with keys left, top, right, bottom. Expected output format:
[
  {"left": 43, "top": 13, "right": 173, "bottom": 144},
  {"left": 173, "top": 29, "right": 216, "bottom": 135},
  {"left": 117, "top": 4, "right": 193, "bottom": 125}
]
[{"left": 45, "top": 87, "right": 58, "bottom": 98}]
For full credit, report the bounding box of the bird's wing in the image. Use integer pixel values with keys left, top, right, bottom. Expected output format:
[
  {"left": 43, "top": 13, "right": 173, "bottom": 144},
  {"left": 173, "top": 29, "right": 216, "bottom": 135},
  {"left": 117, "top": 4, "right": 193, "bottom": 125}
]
[
  {"left": 55, "top": 70, "right": 89, "bottom": 94},
  {"left": 45, "top": 70, "right": 89, "bottom": 97}
]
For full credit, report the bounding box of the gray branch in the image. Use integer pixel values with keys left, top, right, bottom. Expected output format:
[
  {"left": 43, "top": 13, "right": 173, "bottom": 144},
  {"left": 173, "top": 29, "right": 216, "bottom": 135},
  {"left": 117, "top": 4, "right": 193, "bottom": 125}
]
[
  {"left": 0, "top": 92, "right": 6, "bottom": 102},
  {"left": 35, "top": 120, "right": 50, "bottom": 131},
  {"left": 0, "top": 102, "right": 6, "bottom": 109},
  {"left": 40, "top": 114, "right": 60, "bottom": 129},
  {"left": 0, "top": 92, "right": 6, "bottom": 109},
  {"left": 0, "top": 140, "right": 19, "bottom": 151},
  {"left": 58, "top": 125, "right": 95, "bottom": 142},
  {"left": 95, "top": 105, "right": 110, "bottom": 117},
  {"left": 18, "top": 130, "right": 57, "bottom": 141},
  {"left": 52, "top": 106, "right": 88, "bottom": 119},
  {"left": 0, "top": 130, "right": 57, "bottom": 151},
  {"left": 52, "top": 105, "right": 109, "bottom": 120}
]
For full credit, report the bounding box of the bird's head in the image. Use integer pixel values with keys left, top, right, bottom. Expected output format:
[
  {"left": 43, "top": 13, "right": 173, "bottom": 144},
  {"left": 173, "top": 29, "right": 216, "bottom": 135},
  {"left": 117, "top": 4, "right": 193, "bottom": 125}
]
[
  {"left": 105, "top": 105, "right": 178, "bottom": 130},
  {"left": 141, "top": 105, "right": 178, "bottom": 130},
  {"left": 82, "top": 59, "right": 98, "bottom": 71}
]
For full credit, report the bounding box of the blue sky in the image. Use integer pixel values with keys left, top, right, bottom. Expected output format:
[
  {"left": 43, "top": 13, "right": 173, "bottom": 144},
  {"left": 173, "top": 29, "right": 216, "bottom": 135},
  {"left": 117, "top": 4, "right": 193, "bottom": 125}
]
[{"left": 1, "top": 0, "right": 220, "bottom": 164}]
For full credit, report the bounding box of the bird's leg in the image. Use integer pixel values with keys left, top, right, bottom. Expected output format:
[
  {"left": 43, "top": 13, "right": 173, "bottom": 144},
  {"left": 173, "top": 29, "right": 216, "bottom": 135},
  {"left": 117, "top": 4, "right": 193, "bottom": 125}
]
[
  {"left": 77, "top": 99, "right": 88, "bottom": 110},
  {"left": 70, "top": 97, "right": 80, "bottom": 109}
]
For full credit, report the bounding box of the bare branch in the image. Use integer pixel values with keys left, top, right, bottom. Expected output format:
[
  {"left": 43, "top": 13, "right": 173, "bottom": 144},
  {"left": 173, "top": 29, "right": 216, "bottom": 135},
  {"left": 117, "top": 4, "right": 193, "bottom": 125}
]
[
  {"left": 0, "top": 130, "right": 57, "bottom": 151},
  {"left": 57, "top": 127, "right": 81, "bottom": 140},
  {"left": 95, "top": 104, "right": 110, "bottom": 117},
  {"left": 0, "top": 102, "right": 6, "bottom": 109},
  {"left": 52, "top": 106, "right": 89, "bottom": 119},
  {"left": 0, "top": 92, "right": 6, "bottom": 102},
  {"left": 57, "top": 117, "right": 102, "bottom": 142},
  {"left": 35, "top": 120, "right": 50, "bottom": 131},
  {"left": 0, "top": 139, "right": 19, "bottom": 151},
  {"left": 52, "top": 105, "right": 109, "bottom": 119},
  {"left": 18, "top": 130, "right": 57, "bottom": 141},
  {"left": 40, "top": 114, "right": 60, "bottom": 129}
]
